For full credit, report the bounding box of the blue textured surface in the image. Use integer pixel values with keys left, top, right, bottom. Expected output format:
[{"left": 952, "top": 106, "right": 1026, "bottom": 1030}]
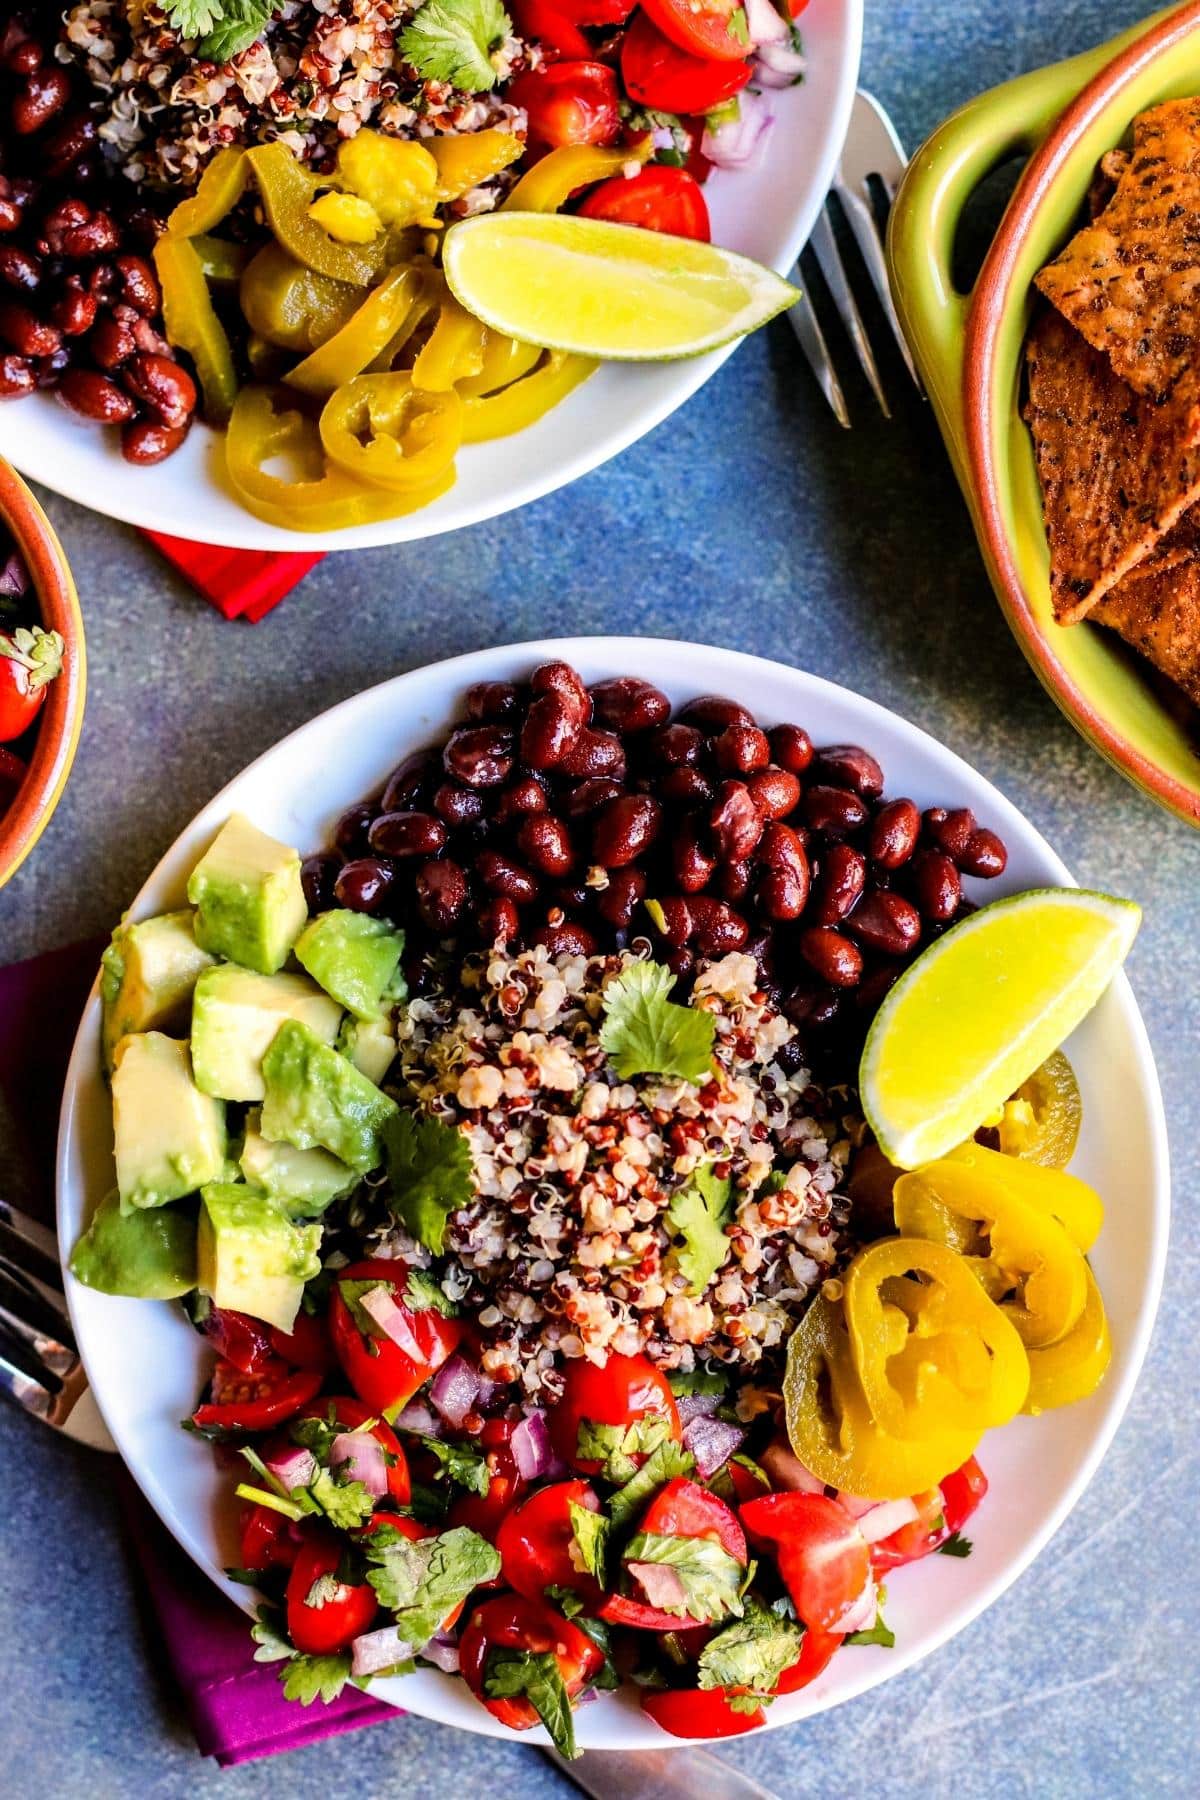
[{"left": 0, "top": 2, "right": 1196, "bottom": 1793}]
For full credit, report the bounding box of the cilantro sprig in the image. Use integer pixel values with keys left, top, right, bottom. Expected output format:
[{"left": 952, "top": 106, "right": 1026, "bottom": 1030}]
[
  {"left": 484, "top": 1646, "right": 579, "bottom": 1758},
  {"left": 667, "top": 1163, "right": 733, "bottom": 1294},
  {"left": 363, "top": 1524, "right": 500, "bottom": 1645},
  {"left": 167, "top": 1, "right": 274, "bottom": 62},
  {"left": 383, "top": 1108, "right": 475, "bottom": 1254},
  {"left": 697, "top": 1600, "right": 804, "bottom": 1701},
  {"left": 599, "top": 958, "right": 716, "bottom": 1084},
  {"left": 399, "top": 0, "right": 512, "bottom": 94},
  {"left": 576, "top": 1414, "right": 673, "bottom": 1485},
  {"left": 622, "top": 1530, "right": 745, "bottom": 1624}
]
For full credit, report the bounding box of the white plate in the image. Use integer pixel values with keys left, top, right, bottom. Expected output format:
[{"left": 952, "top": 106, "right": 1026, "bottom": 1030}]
[
  {"left": 57, "top": 637, "right": 1169, "bottom": 1748},
  {"left": 0, "top": 4, "right": 861, "bottom": 551}
]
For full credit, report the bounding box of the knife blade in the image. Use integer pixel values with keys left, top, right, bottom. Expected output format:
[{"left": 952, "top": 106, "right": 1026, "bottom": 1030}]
[{"left": 542, "top": 1745, "right": 781, "bottom": 1800}]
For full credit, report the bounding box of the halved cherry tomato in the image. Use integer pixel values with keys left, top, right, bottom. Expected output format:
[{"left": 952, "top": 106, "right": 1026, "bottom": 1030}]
[
  {"left": 509, "top": 0, "right": 591, "bottom": 55},
  {"left": 788, "top": 0, "right": 809, "bottom": 13},
  {"left": 641, "top": 0, "right": 750, "bottom": 63},
  {"left": 621, "top": 11, "right": 752, "bottom": 113},
  {"left": 506, "top": 61, "right": 621, "bottom": 150},
  {"left": 598, "top": 1590, "right": 697, "bottom": 1631},
  {"left": 554, "top": 0, "right": 635, "bottom": 20},
  {"left": 268, "top": 1308, "right": 334, "bottom": 1373},
  {"left": 329, "top": 1257, "right": 462, "bottom": 1419},
  {"left": 360, "top": 1510, "right": 467, "bottom": 1629},
  {"left": 641, "top": 1476, "right": 746, "bottom": 1563},
  {"left": 460, "top": 1593, "right": 605, "bottom": 1731},
  {"left": 200, "top": 1306, "right": 274, "bottom": 1375},
  {"left": 739, "top": 1493, "right": 870, "bottom": 1633},
  {"left": 0, "top": 745, "right": 25, "bottom": 815},
  {"left": 497, "top": 1479, "right": 603, "bottom": 1603},
  {"left": 293, "top": 1394, "right": 411, "bottom": 1505},
  {"left": 446, "top": 1417, "right": 525, "bottom": 1552},
  {"left": 941, "top": 1455, "right": 988, "bottom": 1534},
  {"left": 870, "top": 1458, "right": 989, "bottom": 1571},
  {"left": 773, "top": 1625, "right": 842, "bottom": 1694},
  {"left": 0, "top": 625, "right": 61, "bottom": 742},
  {"left": 550, "top": 1351, "right": 681, "bottom": 1475},
  {"left": 642, "top": 1686, "right": 765, "bottom": 1738},
  {"left": 285, "top": 1533, "right": 377, "bottom": 1655},
  {"left": 579, "top": 165, "right": 710, "bottom": 240},
  {"left": 239, "top": 1501, "right": 302, "bottom": 1573},
  {"left": 191, "top": 1358, "right": 322, "bottom": 1435}
]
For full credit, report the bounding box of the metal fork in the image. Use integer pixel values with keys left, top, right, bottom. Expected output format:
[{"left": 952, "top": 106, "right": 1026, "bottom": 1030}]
[
  {"left": 0, "top": 1197, "right": 112, "bottom": 1447},
  {"left": 789, "top": 88, "right": 922, "bottom": 427}
]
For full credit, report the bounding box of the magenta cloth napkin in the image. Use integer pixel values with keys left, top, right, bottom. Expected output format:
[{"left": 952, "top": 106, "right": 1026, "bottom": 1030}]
[{"left": 0, "top": 941, "right": 399, "bottom": 1764}]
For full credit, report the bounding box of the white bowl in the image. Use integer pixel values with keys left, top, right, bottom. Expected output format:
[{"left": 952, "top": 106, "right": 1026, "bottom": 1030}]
[
  {"left": 56, "top": 637, "right": 1169, "bottom": 1748},
  {"left": 0, "top": 4, "right": 861, "bottom": 552}
]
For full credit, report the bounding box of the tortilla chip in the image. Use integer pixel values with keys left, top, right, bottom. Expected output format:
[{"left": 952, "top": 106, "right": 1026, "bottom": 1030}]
[
  {"left": 1035, "top": 100, "right": 1200, "bottom": 415},
  {"left": 1086, "top": 148, "right": 1130, "bottom": 220},
  {"left": 1023, "top": 309, "right": 1200, "bottom": 620},
  {"left": 1092, "top": 552, "right": 1200, "bottom": 704}
]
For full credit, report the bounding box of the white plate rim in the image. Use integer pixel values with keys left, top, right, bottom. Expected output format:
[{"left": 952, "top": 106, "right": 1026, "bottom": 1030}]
[{"left": 55, "top": 634, "right": 1170, "bottom": 1747}]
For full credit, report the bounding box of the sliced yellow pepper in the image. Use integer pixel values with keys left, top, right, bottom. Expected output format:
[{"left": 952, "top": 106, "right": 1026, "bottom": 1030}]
[
  {"left": 240, "top": 243, "right": 361, "bottom": 354},
  {"left": 504, "top": 140, "right": 652, "bottom": 214},
  {"left": 1023, "top": 1265, "right": 1112, "bottom": 1414},
  {"left": 308, "top": 192, "right": 382, "bottom": 244},
  {"left": 165, "top": 147, "right": 248, "bottom": 237},
  {"left": 457, "top": 331, "right": 543, "bottom": 399},
  {"left": 843, "top": 1237, "right": 1029, "bottom": 1437},
  {"left": 993, "top": 1052, "right": 1082, "bottom": 1168},
  {"left": 225, "top": 386, "right": 452, "bottom": 532},
  {"left": 945, "top": 1141, "right": 1103, "bottom": 1253},
  {"left": 335, "top": 131, "right": 440, "bottom": 227},
  {"left": 461, "top": 352, "right": 597, "bottom": 442},
  {"left": 784, "top": 1293, "right": 980, "bottom": 1501},
  {"left": 192, "top": 235, "right": 249, "bottom": 285},
  {"left": 154, "top": 233, "right": 238, "bottom": 426},
  {"left": 319, "top": 373, "right": 462, "bottom": 493},
  {"left": 430, "top": 129, "right": 523, "bottom": 201},
  {"left": 286, "top": 265, "right": 425, "bottom": 397},
  {"left": 411, "top": 293, "right": 487, "bottom": 391},
  {"left": 247, "top": 144, "right": 386, "bottom": 285}
]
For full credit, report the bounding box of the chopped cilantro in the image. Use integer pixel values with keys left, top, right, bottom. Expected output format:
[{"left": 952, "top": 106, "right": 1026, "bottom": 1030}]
[
  {"left": 607, "top": 1440, "right": 694, "bottom": 1530},
  {"left": 304, "top": 1571, "right": 342, "bottom": 1610},
  {"left": 484, "top": 1647, "right": 579, "bottom": 1759},
  {"left": 405, "top": 1269, "right": 458, "bottom": 1316},
  {"left": 668, "top": 1366, "right": 729, "bottom": 1398},
  {"left": 568, "top": 1500, "right": 610, "bottom": 1586},
  {"left": 289, "top": 1407, "right": 343, "bottom": 1464},
  {"left": 697, "top": 1600, "right": 804, "bottom": 1698},
  {"left": 250, "top": 1606, "right": 293, "bottom": 1663},
  {"left": 938, "top": 1531, "right": 973, "bottom": 1558},
  {"left": 364, "top": 1524, "right": 500, "bottom": 1645},
  {"left": 727, "top": 6, "right": 750, "bottom": 46},
  {"left": 599, "top": 959, "right": 716, "bottom": 1084},
  {"left": 383, "top": 1109, "right": 475, "bottom": 1254},
  {"left": 224, "top": 1566, "right": 265, "bottom": 1588},
  {"left": 576, "top": 1414, "right": 672, "bottom": 1484},
  {"left": 418, "top": 1434, "right": 491, "bottom": 1495},
  {"left": 308, "top": 1467, "right": 377, "bottom": 1531},
  {"left": 281, "top": 1651, "right": 354, "bottom": 1705},
  {"left": 399, "top": 0, "right": 511, "bottom": 94},
  {"left": 168, "top": 1, "right": 274, "bottom": 62},
  {"left": 667, "top": 1163, "right": 733, "bottom": 1294},
  {"left": 622, "top": 1531, "right": 745, "bottom": 1624},
  {"left": 846, "top": 1610, "right": 896, "bottom": 1649}
]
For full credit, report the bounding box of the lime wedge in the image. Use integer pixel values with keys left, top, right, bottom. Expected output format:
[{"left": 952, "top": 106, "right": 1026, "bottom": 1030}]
[
  {"left": 859, "top": 888, "right": 1141, "bottom": 1170},
  {"left": 441, "top": 212, "right": 799, "bottom": 361}
]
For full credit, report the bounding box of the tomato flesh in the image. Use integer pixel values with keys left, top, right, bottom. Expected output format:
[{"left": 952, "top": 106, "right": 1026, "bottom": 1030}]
[
  {"left": 191, "top": 1359, "right": 322, "bottom": 1434},
  {"left": 329, "top": 1256, "right": 462, "bottom": 1419},
  {"left": 550, "top": 1351, "right": 681, "bottom": 1475},
  {"left": 286, "top": 1534, "right": 377, "bottom": 1655},
  {"left": 621, "top": 11, "right": 752, "bottom": 114},
  {"left": 200, "top": 1306, "right": 274, "bottom": 1375},
  {"left": 773, "top": 1625, "right": 843, "bottom": 1694},
  {"left": 293, "top": 1394, "right": 412, "bottom": 1505},
  {"left": 460, "top": 1594, "right": 605, "bottom": 1731},
  {"left": 739, "top": 1493, "right": 870, "bottom": 1633},
  {"left": 579, "top": 165, "right": 711, "bottom": 241},
  {"left": 497, "top": 1479, "right": 604, "bottom": 1603},
  {"left": 641, "top": 0, "right": 750, "bottom": 63},
  {"left": 871, "top": 1458, "right": 989, "bottom": 1571},
  {"left": 0, "top": 745, "right": 25, "bottom": 813},
  {"left": 239, "top": 1502, "right": 302, "bottom": 1573},
  {"left": 361, "top": 1511, "right": 467, "bottom": 1629},
  {"left": 553, "top": 0, "right": 635, "bottom": 21},
  {"left": 0, "top": 648, "right": 46, "bottom": 743},
  {"left": 642, "top": 1686, "right": 765, "bottom": 1738},
  {"left": 268, "top": 1308, "right": 334, "bottom": 1373},
  {"left": 509, "top": 0, "right": 591, "bottom": 57},
  {"left": 640, "top": 1476, "right": 746, "bottom": 1563},
  {"left": 506, "top": 61, "right": 621, "bottom": 150}
]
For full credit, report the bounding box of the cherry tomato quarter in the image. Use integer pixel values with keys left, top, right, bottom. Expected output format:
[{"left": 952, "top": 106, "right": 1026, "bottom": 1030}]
[
  {"left": 550, "top": 1351, "right": 681, "bottom": 1474},
  {"left": 940, "top": 1455, "right": 988, "bottom": 1535},
  {"left": 621, "top": 11, "right": 752, "bottom": 113},
  {"left": 506, "top": 61, "right": 621, "bottom": 150},
  {"left": 191, "top": 1358, "right": 322, "bottom": 1435},
  {"left": 642, "top": 1686, "right": 765, "bottom": 1738},
  {"left": 0, "top": 625, "right": 62, "bottom": 743},
  {"left": 497, "top": 1479, "right": 604, "bottom": 1603},
  {"left": 739, "top": 1492, "right": 870, "bottom": 1632},
  {"left": 509, "top": 0, "right": 591, "bottom": 56},
  {"left": 293, "top": 1394, "right": 412, "bottom": 1504},
  {"left": 239, "top": 1502, "right": 302, "bottom": 1573},
  {"left": 285, "top": 1534, "right": 378, "bottom": 1655},
  {"left": 773, "top": 1625, "right": 842, "bottom": 1694},
  {"left": 268, "top": 1308, "right": 334, "bottom": 1373},
  {"left": 579, "top": 165, "right": 711, "bottom": 240},
  {"left": 460, "top": 1594, "right": 604, "bottom": 1731},
  {"left": 199, "top": 1305, "right": 273, "bottom": 1376},
  {"left": 640, "top": 0, "right": 751, "bottom": 63},
  {"left": 329, "top": 1257, "right": 462, "bottom": 1418},
  {"left": 639, "top": 1476, "right": 746, "bottom": 1563}
]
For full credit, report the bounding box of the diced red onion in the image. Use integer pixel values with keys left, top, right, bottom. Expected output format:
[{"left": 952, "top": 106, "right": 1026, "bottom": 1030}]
[
  {"left": 0, "top": 552, "right": 27, "bottom": 597},
  {"left": 629, "top": 1561, "right": 688, "bottom": 1612},
  {"left": 858, "top": 1497, "right": 920, "bottom": 1543},
  {"left": 759, "top": 1440, "right": 825, "bottom": 1494},
  {"left": 755, "top": 42, "right": 808, "bottom": 88},
  {"left": 423, "top": 1633, "right": 460, "bottom": 1673},
  {"left": 835, "top": 1491, "right": 878, "bottom": 1520},
  {"left": 263, "top": 1444, "right": 317, "bottom": 1493},
  {"left": 675, "top": 1392, "right": 722, "bottom": 1426},
  {"left": 475, "top": 1374, "right": 501, "bottom": 1408},
  {"left": 360, "top": 1283, "right": 424, "bottom": 1361},
  {"left": 702, "top": 90, "right": 774, "bottom": 171},
  {"left": 392, "top": 1399, "right": 440, "bottom": 1437},
  {"left": 511, "top": 1410, "right": 554, "bottom": 1482},
  {"left": 331, "top": 1429, "right": 388, "bottom": 1498},
  {"left": 745, "top": 0, "right": 789, "bottom": 47},
  {"left": 830, "top": 1575, "right": 878, "bottom": 1635},
  {"left": 682, "top": 1415, "right": 746, "bottom": 1479},
  {"left": 351, "top": 1625, "right": 416, "bottom": 1679},
  {"left": 429, "top": 1352, "right": 482, "bottom": 1428}
]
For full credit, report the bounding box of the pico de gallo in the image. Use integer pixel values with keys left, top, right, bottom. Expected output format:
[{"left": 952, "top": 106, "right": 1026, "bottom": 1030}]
[{"left": 0, "top": 531, "right": 64, "bottom": 826}]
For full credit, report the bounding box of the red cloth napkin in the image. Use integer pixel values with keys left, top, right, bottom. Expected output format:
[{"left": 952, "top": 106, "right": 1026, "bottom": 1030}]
[
  {"left": 141, "top": 531, "right": 323, "bottom": 623},
  {"left": 0, "top": 941, "right": 397, "bottom": 1764}
]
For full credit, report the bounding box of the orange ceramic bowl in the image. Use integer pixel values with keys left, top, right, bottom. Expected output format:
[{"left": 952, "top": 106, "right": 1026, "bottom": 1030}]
[{"left": 0, "top": 459, "right": 85, "bottom": 888}]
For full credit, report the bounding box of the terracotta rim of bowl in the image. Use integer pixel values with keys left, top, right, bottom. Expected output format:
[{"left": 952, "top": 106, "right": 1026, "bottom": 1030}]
[
  {"left": 0, "top": 458, "right": 86, "bottom": 887},
  {"left": 963, "top": 0, "right": 1200, "bottom": 828}
]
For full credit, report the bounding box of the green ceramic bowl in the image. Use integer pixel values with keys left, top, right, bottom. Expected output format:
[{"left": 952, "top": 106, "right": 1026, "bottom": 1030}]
[{"left": 888, "top": 1, "right": 1200, "bottom": 828}]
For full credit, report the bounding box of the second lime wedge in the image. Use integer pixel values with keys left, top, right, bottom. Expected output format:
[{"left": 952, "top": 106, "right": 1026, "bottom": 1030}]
[
  {"left": 441, "top": 212, "right": 799, "bottom": 361},
  {"left": 860, "top": 888, "right": 1141, "bottom": 1170}
]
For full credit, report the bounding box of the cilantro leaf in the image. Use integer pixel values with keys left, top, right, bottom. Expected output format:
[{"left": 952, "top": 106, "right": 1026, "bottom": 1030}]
[
  {"left": 938, "top": 1531, "right": 973, "bottom": 1558},
  {"left": 697, "top": 1600, "right": 804, "bottom": 1697},
  {"left": 846, "top": 1610, "right": 896, "bottom": 1649},
  {"left": 307, "top": 1466, "right": 376, "bottom": 1531},
  {"left": 405, "top": 1269, "right": 458, "bottom": 1316},
  {"left": 289, "top": 1408, "right": 343, "bottom": 1464},
  {"left": 250, "top": 1606, "right": 293, "bottom": 1664},
  {"left": 607, "top": 1440, "right": 694, "bottom": 1531},
  {"left": 668, "top": 1163, "right": 733, "bottom": 1294},
  {"left": 418, "top": 1434, "right": 491, "bottom": 1496},
  {"left": 622, "top": 1531, "right": 745, "bottom": 1624},
  {"left": 576, "top": 1414, "right": 672, "bottom": 1485},
  {"left": 567, "top": 1500, "right": 610, "bottom": 1586},
  {"left": 599, "top": 959, "right": 716, "bottom": 1084},
  {"left": 383, "top": 1109, "right": 475, "bottom": 1254},
  {"left": 281, "top": 1651, "right": 354, "bottom": 1705},
  {"left": 399, "top": 0, "right": 511, "bottom": 94},
  {"left": 727, "top": 6, "right": 750, "bottom": 46},
  {"left": 364, "top": 1526, "right": 500, "bottom": 1646},
  {"left": 484, "top": 1647, "right": 579, "bottom": 1758},
  {"left": 172, "top": 1, "right": 274, "bottom": 62},
  {"left": 166, "top": 2, "right": 222, "bottom": 35},
  {"left": 304, "top": 1571, "right": 343, "bottom": 1610},
  {"left": 668, "top": 1367, "right": 728, "bottom": 1398}
]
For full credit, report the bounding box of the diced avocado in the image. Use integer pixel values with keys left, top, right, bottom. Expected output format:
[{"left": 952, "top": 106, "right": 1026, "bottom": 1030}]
[
  {"left": 70, "top": 1188, "right": 197, "bottom": 1299},
  {"left": 112, "top": 1032, "right": 227, "bottom": 1212},
  {"left": 196, "top": 1181, "right": 321, "bottom": 1332},
  {"left": 190, "top": 965, "right": 343, "bottom": 1103},
  {"left": 187, "top": 812, "right": 308, "bottom": 975},
  {"left": 241, "top": 1107, "right": 355, "bottom": 1216},
  {"left": 295, "top": 909, "right": 405, "bottom": 1021},
  {"left": 261, "top": 1019, "right": 398, "bottom": 1173},
  {"left": 100, "top": 910, "right": 216, "bottom": 1071},
  {"left": 337, "top": 1012, "right": 397, "bottom": 1086}
]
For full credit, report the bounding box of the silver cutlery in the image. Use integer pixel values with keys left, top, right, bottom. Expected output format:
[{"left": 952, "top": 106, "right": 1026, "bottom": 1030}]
[
  {"left": 545, "top": 1742, "right": 782, "bottom": 1798},
  {"left": 0, "top": 1196, "right": 112, "bottom": 1448}
]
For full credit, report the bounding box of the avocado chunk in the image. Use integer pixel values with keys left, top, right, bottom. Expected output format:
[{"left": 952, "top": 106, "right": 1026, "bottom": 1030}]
[
  {"left": 241, "top": 1107, "right": 355, "bottom": 1216},
  {"left": 112, "top": 1032, "right": 227, "bottom": 1212},
  {"left": 337, "top": 1012, "right": 397, "bottom": 1086},
  {"left": 191, "top": 964, "right": 343, "bottom": 1103},
  {"left": 70, "top": 1188, "right": 197, "bottom": 1298},
  {"left": 100, "top": 910, "right": 215, "bottom": 1071},
  {"left": 196, "top": 1181, "right": 321, "bottom": 1332},
  {"left": 295, "top": 909, "right": 405, "bottom": 1021},
  {"left": 261, "top": 1019, "right": 398, "bottom": 1173},
  {"left": 187, "top": 812, "right": 308, "bottom": 975}
]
